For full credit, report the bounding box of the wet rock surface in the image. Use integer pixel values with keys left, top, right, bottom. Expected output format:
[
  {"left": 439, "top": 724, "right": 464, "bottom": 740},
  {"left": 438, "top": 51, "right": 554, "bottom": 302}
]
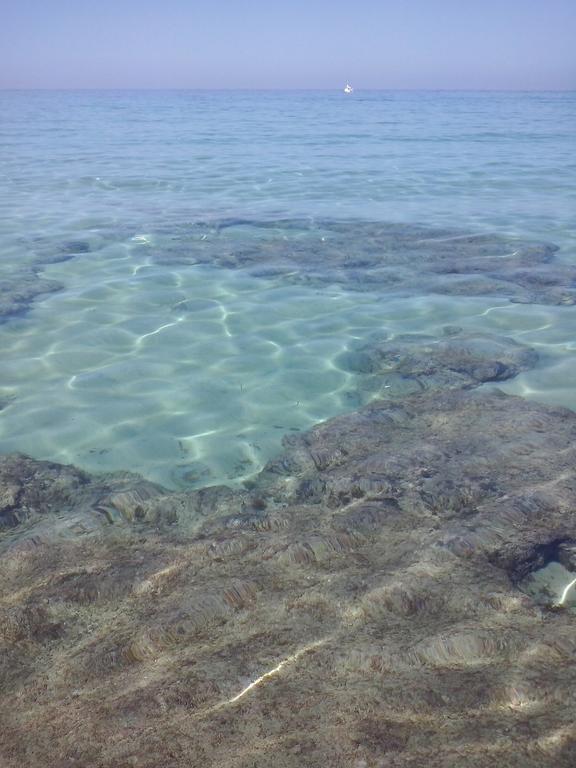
[
  {"left": 1, "top": 387, "right": 576, "bottom": 767},
  {"left": 0, "top": 453, "right": 168, "bottom": 531}
]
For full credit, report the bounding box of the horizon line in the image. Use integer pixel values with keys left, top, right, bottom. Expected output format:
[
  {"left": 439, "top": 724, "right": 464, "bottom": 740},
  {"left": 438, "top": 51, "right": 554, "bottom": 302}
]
[{"left": 1, "top": 86, "right": 575, "bottom": 93}]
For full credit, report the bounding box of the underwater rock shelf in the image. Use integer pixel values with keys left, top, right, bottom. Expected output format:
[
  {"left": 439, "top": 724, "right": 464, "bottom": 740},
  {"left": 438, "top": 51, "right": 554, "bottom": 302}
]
[
  {"left": 1, "top": 392, "right": 576, "bottom": 766},
  {"left": 0, "top": 239, "right": 89, "bottom": 321},
  {"left": 153, "top": 218, "right": 576, "bottom": 305},
  {"left": 1, "top": 220, "right": 576, "bottom": 767},
  {"left": 3, "top": 218, "right": 576, "bottom": 324}
]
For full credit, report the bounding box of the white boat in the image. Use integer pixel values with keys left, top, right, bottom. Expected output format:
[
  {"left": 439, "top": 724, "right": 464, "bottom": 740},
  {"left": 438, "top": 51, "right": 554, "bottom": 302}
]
[{"left": 344, "top": 83, "right": 354, "bottom": 94}]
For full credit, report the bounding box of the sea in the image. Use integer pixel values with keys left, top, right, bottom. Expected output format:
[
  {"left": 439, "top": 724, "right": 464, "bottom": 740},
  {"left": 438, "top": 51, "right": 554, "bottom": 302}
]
[{"left": 0, "top": 90, "right": 575, "bottom": 489}]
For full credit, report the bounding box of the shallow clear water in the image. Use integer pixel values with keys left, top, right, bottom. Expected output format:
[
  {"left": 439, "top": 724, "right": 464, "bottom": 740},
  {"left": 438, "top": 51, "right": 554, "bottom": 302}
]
[{"left": 1, "top": 90, "right": 575, "bottom": 488}]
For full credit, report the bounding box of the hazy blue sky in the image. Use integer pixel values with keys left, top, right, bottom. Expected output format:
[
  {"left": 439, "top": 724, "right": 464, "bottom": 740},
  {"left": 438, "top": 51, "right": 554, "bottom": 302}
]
[{"left": 1, "top": 0, "right": 575, "bottom": 89}]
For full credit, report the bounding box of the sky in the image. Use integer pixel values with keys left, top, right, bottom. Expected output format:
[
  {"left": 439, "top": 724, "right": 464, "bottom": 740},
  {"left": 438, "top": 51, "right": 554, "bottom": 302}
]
[{"left": 1, "top": 0, "right": 575, "bottom": 90}]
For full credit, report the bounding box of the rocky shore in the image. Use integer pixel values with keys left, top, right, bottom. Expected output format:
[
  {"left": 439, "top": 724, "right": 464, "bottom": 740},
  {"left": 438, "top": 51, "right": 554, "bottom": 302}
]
[{"left": 1, "top": 306, "right": 576, "bottom": 766}]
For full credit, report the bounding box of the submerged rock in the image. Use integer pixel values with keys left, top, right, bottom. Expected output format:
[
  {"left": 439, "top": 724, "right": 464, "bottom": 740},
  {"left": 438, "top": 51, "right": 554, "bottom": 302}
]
[
  {"left": 1, "top": 389, "right": 576, "bottom": 766},
  {"left": 2, "top": 218, "right": 574, "bottom": 325},
  {"left": 0, "top": 234, "right": 100, "bottom": 321},
  {"left": 61, "top": 240, "right": 91, "bottom": 254},
  {"left": 0, "top": 453, "right": 168, "bottom": 530},
  {"left": 0, "top": 453, "right": 91, "bottom": 528},
  {"left": 1, "top": 217, "right": 575, "bottom": 765},
  {"left": 153, "top": 218, "right": 576, "bottom": 305},
  {"left": 337, "top": 330, "right": 538, "bottom": 395},
  {"left": 0, "top": 391, "right": 15, "bottom": 412},
  {"left": 0, "top": 270, "right": 62, "bottom": 321}
]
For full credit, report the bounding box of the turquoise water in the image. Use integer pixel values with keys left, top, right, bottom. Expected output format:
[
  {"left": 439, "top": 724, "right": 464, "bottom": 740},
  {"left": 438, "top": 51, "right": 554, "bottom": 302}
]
[{"left": 1, "top": 90, "right": 575, "bottom": 488}]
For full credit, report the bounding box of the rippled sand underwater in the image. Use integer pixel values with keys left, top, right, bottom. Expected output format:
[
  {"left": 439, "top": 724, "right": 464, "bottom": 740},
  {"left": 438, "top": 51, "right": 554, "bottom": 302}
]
[{"left": 2, "top": 214, "right": 576, "bottom": 766}]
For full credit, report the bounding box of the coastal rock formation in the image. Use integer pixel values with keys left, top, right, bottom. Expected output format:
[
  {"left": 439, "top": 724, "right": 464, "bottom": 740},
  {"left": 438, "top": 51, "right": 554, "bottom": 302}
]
[
  {"left": 0, "top": 453, "right": 167, "bottom": 531},
  {"left": 1, "top": 220, "right": 575, "bottom": 765},
  {"left": 1, "top": 387, "right": 576, "bottom": 767}
]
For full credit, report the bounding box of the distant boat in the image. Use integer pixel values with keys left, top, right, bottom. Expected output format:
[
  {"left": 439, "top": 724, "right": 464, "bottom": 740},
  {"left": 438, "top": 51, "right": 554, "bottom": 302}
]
[{"left": 344, "top": 83, "right": 354, "bottom": 94}]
